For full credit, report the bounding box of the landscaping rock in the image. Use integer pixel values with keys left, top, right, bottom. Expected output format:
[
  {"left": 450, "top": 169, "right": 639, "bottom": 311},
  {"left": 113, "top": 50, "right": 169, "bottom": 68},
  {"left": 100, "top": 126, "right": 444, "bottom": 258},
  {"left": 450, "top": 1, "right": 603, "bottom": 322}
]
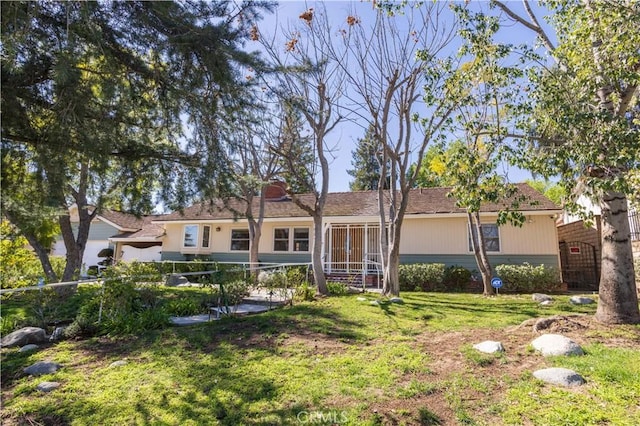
[
  {"left": 570, "top": 296, "right": 595, "bottom": 305},
  {"left": 37, "top": 381, "right": 61, "bottom": 392},
  {"left": 24, "top": 361, "right": 62, "bottom": 376},
  {"left": 370, "top": 300, "right": 380, "bottom": 306},
  {"left": 356, "top": 297, "right": 367, "bottom": 301},
  {"left": 531, "top": 334, "right": 584, "bottom": 356},
  {"left": 533, "top": 367, "right": 585, "bottom": 387},
  {"left": 49, "top": 326, "right": 66, "bottom": 342},
  {"left": 473, "top": 341, "right": 505, "bottom": 354},
  {"left": 389, "top": 297, "right": 404, "bottom": 304},
  {"left": 167, "top": 275, "right": 189, "bottom": 286},
  {"left": 540, "top": 300, "right": 553, "bottom": 306},
  {"left": 1, "top": 327, "right": 47, "bottom": 348},
  {"left": 109, "top": 360, "right": 128, "bottom": 368},
  {"left": 532, "top": 293, "right": 553, "bottom": 303},
  {"left": 19, "top": 344, "right": 39, "bottom": 353}
]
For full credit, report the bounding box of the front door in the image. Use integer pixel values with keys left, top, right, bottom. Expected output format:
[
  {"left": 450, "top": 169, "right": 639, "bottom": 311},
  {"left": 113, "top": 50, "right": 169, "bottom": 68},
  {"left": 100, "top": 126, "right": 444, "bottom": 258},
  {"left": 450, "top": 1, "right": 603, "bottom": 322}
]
[{"left": 327, "top": 224, "right": 378, "bottom": 273}]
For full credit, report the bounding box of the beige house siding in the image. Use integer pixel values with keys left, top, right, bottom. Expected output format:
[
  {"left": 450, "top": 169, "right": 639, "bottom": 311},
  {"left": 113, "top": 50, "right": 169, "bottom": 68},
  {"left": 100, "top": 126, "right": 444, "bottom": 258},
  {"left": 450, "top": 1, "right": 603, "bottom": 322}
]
[
  {"left": 161, "top": 220, "right": 315, "bottom": 256},
  {"left": 399, "top": 214, "right": 559, "bottom": 256}
]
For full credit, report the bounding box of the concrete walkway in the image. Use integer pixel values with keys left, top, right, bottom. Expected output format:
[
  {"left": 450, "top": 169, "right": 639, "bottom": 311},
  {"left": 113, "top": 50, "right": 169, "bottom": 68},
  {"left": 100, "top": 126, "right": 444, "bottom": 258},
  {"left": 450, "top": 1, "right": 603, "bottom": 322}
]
[{"left": 169, "top": 287, "right": 293, "bottom": 326}]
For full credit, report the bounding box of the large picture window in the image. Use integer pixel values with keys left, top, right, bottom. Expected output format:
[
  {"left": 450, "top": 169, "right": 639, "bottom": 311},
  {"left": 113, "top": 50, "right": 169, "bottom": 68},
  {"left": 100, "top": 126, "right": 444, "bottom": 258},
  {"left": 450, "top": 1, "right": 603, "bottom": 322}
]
[
  {"left": 231, "top": 229, "right": 250, "bottom": 251},
  {"left": 183, "top": 225, "right": 198, "bottom": 248},
  {"left": 468, "top": 224, "right": 500, "bottom": 252},
  {"left": 273, "top": 228, "right": 289, "bottom": 251}
]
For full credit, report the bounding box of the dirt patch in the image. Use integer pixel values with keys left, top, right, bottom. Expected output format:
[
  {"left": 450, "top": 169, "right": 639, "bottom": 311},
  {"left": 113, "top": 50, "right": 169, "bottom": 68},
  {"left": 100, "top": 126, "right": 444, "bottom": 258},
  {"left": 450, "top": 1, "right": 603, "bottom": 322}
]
[{"left": 370, "top": 316, "right": 640, "bottom": 425}]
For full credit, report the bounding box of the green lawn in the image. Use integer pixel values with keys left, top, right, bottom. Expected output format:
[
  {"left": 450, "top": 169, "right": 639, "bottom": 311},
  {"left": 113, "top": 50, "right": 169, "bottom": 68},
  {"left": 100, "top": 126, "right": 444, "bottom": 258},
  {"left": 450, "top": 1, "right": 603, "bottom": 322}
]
[{"left": 2, "top": 292, "right": 639, "bottom": 425}]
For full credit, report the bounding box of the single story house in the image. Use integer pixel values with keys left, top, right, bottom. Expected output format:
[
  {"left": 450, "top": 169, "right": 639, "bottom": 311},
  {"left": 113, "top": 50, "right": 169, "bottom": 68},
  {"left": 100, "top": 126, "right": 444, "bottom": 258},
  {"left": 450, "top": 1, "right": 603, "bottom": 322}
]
[
  {"left": 51, "top": 205, "right": 164, "bottom": 269},
  {"left": 150, "top": 183, "right": 562, "bottom": 275}
]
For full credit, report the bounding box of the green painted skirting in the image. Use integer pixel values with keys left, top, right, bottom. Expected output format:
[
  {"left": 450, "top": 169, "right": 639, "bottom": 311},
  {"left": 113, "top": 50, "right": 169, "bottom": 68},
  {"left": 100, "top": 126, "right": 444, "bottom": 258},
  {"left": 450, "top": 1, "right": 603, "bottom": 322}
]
[{"left": 161, "top": 251, "right": 311, "bottom": 264}]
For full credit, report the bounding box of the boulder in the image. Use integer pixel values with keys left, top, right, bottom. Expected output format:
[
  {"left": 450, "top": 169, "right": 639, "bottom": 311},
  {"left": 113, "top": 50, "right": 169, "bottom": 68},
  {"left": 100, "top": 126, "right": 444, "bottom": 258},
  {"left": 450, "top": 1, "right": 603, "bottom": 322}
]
[
  {"left": 531, "top": 334, "right": 584, "bottom": 356},
  {"left": 24, "top": 361, "right": 62, "bottom": 376},
  {"left": 356, "top": 297, "right": 367, "bottom": 301},
  {"left": 532, "top": 293, "right": 553, "bottom": 303},
  {"left": 49, "top": 326, "right": 67, "bottom": 342},
  {"left": 570, "top": 296, "right": 595, "bottom": 305},
  {"left": 473, "top": 341, "right": 505, "bottom": 354},
  {"left": 37, "top": 381, "right": 61, "bottom": 393},
  {"left": 389, "top": 297, "right": 404, "bottom": 304},
  {"left": 109, "top": 360, "right": 128, "bottom": 368},
  {"left": 19, "top": 344, "right": 39, "bottom": 353},
  {"left": 166, "top": 275, "right": 189, "bottom": 287},
  {"left": 1, "top": 327, "right": 47, "bottom": 348},
  {"left": 533, "top": 368, "right": 585, "bottom": 387},
  {"left": 540, "top": 300, "right": 553, "bottom": 306}
]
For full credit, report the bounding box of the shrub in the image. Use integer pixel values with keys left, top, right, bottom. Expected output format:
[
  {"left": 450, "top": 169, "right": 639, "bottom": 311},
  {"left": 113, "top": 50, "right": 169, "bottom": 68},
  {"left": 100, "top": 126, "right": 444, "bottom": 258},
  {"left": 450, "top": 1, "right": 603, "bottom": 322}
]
[
  {"left": 220, "top": 280, "right": 250, "bottom": 307},
  {"left": 495, "top": 263, "right": 561, "bottom": 293},
  {"left": 635, "top": 258, "right": 639, "bottom": 287},
  {"left": 165, "top": 298, "right": 202, "bottom": 316},
  {"left": 399, "top": 263, "right": 446, "bottom": 291},
  {"left": 327, "top": 281, "right": 348, "bottom": 296},
  {"left": 0, "top": 315, "right": 19, "bottom": 336},
  {"left": 443, "top": 266, "right": 472, "bottom": 291},
  {"left": 294, "top": 282, "right": 316, "bottom": 301}
]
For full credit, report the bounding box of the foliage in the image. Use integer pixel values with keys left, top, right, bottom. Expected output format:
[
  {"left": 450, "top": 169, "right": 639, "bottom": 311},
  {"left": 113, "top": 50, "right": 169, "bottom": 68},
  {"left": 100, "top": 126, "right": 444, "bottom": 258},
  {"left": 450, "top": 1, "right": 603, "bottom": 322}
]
[
  {"left": 495, "top": 263, "right": 562, "bottom": 293},
  {"left": 526, "top": 180, "right": 564, "bottom": 206},
  {"left": 398, "top": 263, "right": 446, "bottom": 292},
  {"left": 398, "top": 264, "right": 474, "bottom": 292},
  {"left": 294, "top": 282, "right": 316, "bottom": 301},
  {"left": 485, "top": 0, "right": 640, "bottom": 322},
  {"left": 443, "top": 266, "right": 473, "bottom": 291},
  {"left": 220, "top": 280, "right": 251, "bottom": 308},
  {"left": 1, "top": 1, "right": 273, "bottom": 282},
  {"left": 348, "top": 124, "right": 387, "bottom": 191},
  {"left": 410, "top": 145, "right": 452, "bottom": 189},
  {"left": 0, "top": 221, "right": 66, "bottom": 289},
  {"left": 0, "top": 315, "right": 19, "bottom": 337},
  {"left": 635, "top": 258, "right": 640, "bottom": 286},
  {"left": 326, "top": 282, "right": 349, "bottom": 296}
]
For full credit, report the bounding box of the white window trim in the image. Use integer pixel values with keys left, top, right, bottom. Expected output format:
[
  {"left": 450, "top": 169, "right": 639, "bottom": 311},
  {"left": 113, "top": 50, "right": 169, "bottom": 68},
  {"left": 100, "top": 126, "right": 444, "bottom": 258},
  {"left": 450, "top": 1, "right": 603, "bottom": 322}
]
[
  {"left": 202, "top": 225, "right": 211, "bottom": 249},
  {"left": 272, "top": 226, "right": 310, "bottom": 253},
  {"left": 183, "top": 224, "right": 199, "bottom": 249},
  {"left": 273, "top": 227, "right": 290, "bottom": 252},
  {"left": 230, "top": 228, "right": 250, "bottom": 251},
  {"left": 468, "top": 223, "right": 501, "bottom": 253}
]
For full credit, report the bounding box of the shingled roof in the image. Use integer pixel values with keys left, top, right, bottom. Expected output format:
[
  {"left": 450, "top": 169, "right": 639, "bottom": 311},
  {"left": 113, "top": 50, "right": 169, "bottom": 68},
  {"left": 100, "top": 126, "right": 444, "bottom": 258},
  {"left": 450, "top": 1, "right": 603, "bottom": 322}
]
[{"left": 154, "top": 183, "right": 559, "bottom": 222}]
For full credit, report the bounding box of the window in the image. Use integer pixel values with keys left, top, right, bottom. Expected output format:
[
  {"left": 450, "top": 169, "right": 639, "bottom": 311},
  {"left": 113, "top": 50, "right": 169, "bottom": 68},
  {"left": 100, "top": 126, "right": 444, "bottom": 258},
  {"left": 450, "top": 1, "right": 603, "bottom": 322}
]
[
  {"left": 272, "top": 227, "right": 310, "bottom": 252},
  {"left": 293, "top": 228, "right": 309, "bottom": 252},
  {"left": 202, "top": 225, "right": 211, "bottom": 249},
  {"left": 274, "top": 228, "right": 289, "bottom": 251},
  {"left": 183, "top": 225, "right": 198, "bottom": 248},
  {"left": 231, "top": 229, "right": 250, "bottom": 251},
  {"left": 468, "top": 224, "right": 500, "bottom": 252}
]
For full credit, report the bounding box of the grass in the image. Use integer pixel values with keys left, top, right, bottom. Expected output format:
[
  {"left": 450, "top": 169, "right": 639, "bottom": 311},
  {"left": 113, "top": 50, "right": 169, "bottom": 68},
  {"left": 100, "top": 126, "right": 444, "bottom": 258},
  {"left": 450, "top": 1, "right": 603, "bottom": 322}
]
[{"left": 1, "top": 291, "right": 639, "bottom": 425}]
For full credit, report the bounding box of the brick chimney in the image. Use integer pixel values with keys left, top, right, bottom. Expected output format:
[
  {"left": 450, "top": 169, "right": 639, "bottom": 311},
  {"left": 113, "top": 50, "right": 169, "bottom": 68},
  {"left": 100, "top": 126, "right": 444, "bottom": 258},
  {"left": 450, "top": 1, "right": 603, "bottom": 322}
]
[{"left": 264, "top": 181, "right": 288, "bottom": 200}]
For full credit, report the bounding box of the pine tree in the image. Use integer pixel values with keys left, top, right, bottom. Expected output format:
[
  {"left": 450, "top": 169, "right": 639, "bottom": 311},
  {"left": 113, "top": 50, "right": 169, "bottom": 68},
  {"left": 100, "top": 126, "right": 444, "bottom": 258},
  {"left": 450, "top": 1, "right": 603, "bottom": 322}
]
[{"left": 347, "top": 125, "right": 385, "bottom": 191}]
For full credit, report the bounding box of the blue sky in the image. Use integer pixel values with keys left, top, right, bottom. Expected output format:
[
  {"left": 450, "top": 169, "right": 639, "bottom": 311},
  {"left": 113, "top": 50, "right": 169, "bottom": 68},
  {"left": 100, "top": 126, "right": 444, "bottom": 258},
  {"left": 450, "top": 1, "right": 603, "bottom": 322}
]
[{"left": 255, "top": 1, "right": 552, "bottom": 192}]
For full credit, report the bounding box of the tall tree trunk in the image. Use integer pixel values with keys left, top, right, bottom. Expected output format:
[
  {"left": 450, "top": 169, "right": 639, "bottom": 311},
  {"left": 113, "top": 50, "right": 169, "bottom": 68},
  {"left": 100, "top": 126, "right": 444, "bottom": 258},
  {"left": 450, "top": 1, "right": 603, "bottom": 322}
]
[
  {"left": 3, "top": 210, "right": 58, "bottom": 283},
  {"left": 595, "top": 191, "right": 640, "bottom": 324},
  {"left": 59, "top": 212, "right": 80, "bottom": 282},
  {"left": 383, "top": 242, "right": 400, "bottom": 296},
  {"left": 248, "top": 218, "right": 261, "bottom": 282},
  {"left": 469, "top": 212, "right": 495, "bottom": 296},
  {"left": 312, "top": 213, "right": 327, "bottom": 295}
]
